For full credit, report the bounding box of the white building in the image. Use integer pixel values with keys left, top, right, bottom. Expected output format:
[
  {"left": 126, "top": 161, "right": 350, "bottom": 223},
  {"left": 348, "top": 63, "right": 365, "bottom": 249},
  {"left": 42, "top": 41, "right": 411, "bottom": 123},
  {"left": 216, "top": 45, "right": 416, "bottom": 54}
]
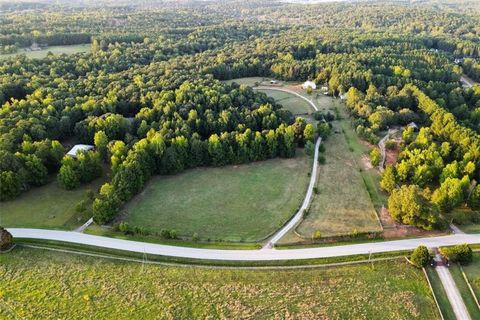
[
  {"left": 302, "top": 80, "right": 316, "bottom": 90},
  {"left": 66, "top": 144, "right": 95, "bottom": 158}
]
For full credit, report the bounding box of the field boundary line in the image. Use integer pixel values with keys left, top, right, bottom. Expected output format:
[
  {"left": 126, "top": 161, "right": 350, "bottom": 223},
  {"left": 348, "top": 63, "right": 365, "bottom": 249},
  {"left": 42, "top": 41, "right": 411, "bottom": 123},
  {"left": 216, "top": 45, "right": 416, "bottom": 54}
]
[
  {"left": 18, "top": 244, "right": 404, "bottom": 270},
  {"left": 459, "top": 264, "right": 480, "bottom": 310},
  {"left": 422, "top": 265, "right": 445, "bottom": 320}
]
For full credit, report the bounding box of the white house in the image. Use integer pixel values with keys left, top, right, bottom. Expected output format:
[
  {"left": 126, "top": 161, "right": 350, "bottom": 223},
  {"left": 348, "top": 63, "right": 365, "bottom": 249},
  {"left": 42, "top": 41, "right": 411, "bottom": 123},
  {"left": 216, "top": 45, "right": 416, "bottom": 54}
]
[
  {"left": 302, "top": 80, "right": 316, "bottom": 90},
  {"left": 66, "top": 144, "right": 95, "bottom": 158}
]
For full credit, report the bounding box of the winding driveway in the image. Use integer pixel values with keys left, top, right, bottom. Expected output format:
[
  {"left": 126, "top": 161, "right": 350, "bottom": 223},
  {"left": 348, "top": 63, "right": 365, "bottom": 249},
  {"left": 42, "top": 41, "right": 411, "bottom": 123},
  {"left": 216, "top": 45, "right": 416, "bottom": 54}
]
[{"left": 255, "top": 86, "right": 320, "bottom": 247}]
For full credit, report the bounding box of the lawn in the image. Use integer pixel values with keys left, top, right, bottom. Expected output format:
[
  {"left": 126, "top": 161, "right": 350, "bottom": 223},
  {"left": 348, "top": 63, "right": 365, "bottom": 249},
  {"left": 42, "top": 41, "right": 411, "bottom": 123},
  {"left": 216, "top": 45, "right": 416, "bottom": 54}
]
[
  {"left": 118, "top": 152, "right": 311, "bottom": 242},
  {"left": 425, "top": 267, "right": 456, "bottom": 320},
  {"left": 256, "top": 89, "right": 313, "bottom": 115},
  {"left": 0, "top": 176, "right": 105, "bottom": 230},
  {"left": 0, "top": 247, "right": 440, "bottom": 319},
  {"left": 224, "top": 77, "right": 264, "bottom": 86},
  {"left": 461, "top": 253, "right": 480, "bottom": 300},
  {"left": 295, "top": 107, "right": 382, "bottom": 238},
  {"left": 449, "top": 264, "right": 480, "bottom": 319},
  {"left": 0, "top": 44, "right": 91, "bottom": 60}
]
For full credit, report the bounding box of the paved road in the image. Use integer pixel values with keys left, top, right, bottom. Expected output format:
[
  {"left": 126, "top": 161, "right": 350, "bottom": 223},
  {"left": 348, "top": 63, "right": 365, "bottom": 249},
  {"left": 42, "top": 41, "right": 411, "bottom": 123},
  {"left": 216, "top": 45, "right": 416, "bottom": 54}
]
[
  {"left": 434, "top": 254, "right": 471, "bottom": 320},
  {"left": 9, "top": 228, "right": 480, "bottom": 261}
]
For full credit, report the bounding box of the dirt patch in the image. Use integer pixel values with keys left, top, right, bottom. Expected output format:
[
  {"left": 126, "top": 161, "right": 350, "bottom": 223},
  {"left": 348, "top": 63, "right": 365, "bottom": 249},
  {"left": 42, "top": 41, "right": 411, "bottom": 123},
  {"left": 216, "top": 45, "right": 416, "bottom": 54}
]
[
  {"left": 361, "top": 155, "right": 373, "bottom": 169},
  {"left": 380, "top": 206, "right": 448, "bottom": 238}
]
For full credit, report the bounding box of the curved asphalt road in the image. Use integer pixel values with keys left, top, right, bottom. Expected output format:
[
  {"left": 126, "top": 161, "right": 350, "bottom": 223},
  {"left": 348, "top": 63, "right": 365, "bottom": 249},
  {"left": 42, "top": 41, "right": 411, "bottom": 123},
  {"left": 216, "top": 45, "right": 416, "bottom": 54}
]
[{"left": 9, "top": 228, "right": 480, "bottom": 261}]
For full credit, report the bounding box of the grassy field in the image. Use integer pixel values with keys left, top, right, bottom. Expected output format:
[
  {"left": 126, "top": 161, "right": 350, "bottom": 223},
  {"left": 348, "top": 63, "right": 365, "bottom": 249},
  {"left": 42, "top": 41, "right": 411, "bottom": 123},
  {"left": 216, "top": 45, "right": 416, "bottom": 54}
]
[
  {"left": 0, "top": 247, "right": 440, "bottom": 319},
  {"left": 461, "top": 253, "right": 480, "bottom": 300},
  {"left": 0, "top": 44, "right": 90, "bottom": 60},
  {"left": 295, "top": 98, "right": 382, "bottom": 239},
  {"left": 118, "top": 152, "right": 311, "bottom": 242},
  {"left": 224, "top": 77, "right": 264, "bottom": 86},
  {"left": 0, "top": 176, "right": 105, "bottom": 230},
  {"left": 256, "top": 89, "right": 313, "bottom": 115},
  {"left": 449, "top": 264, "right": 480, "bottom": 318},
  {"left": 425, "top": 267, "right": 456, "bottom": 320}
]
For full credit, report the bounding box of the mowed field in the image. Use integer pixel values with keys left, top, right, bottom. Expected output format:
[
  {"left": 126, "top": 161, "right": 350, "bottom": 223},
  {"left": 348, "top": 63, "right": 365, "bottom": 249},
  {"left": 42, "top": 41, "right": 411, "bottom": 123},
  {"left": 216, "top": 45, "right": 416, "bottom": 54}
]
[
  {"left": 121, "top": 152, "right": 311, "bottom": 242},
  {"left": 0, "top": 176, "right": 105, "bottom": 230},
  {"left": 256, "top": 89, "right": 313, "bottom": 116},
  {"left": 0, "top": 247, "right": 440, "bottom": 320},
  {"left": 461, "top": 253, "right": 480, "bottom": 301},
  {"left": 294, "top": 96, "right": 382, "bottom": 239},
  {"left": 0, "top": 44, "right": 90, "bottom": 60}
]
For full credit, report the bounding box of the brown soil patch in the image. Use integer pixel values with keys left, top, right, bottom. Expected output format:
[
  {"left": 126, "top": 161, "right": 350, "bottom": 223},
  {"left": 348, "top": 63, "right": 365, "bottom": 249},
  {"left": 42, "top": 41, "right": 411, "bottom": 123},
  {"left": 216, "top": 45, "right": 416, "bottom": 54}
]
[
  {"left": 361, "top": 154, "right": 373, "bottom": 169},
  {"left": 380, "top": 206, "right": 448, "bottom": 238}
]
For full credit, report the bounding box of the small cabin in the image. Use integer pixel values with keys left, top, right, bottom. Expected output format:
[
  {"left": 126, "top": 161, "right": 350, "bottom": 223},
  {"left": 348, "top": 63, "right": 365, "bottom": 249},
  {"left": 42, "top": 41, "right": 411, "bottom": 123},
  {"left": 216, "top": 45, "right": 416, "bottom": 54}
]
[{"left": 66, "top": 144, "right": 95, "bottom": 158}]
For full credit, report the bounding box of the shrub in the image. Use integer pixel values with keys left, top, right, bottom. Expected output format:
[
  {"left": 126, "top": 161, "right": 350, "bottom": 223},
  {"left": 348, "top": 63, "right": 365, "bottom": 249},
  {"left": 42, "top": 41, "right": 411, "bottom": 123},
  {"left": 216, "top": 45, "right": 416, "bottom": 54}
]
[
  {"left": 305, "top": 140, "right": 315, "bottom": 156},
  {"left": 313, "top": 187, "right": 319, "bottom": 194},
  {"left": 410, "top": 245, "right": 430, "bottom": 268},
  {"left": 385, "top": 139, "right": 397, "bottom": 150},
  {"left": 169, "top": 230, "right": 177, "bottom": 239},
  {"left": 370, "top": 148, "right": 381, "bottom": 167},
  {"left": 440, "top": 244, "right": 473, "bottom": 265},
  {"left": 192, "top": 232, "right": 199, "bottom": 241},
  {"left": 119, "top": 221, "right": 130, "bottom": 234},
  {"left": 0, "top": 227, "right": 13, "bottom": 251},
  {"left": 318, "top": 155, "right": 326, "bottom": 164},
  {"left": 312, "top": 230, "right": 322, "bottom": 240},
  {"left": 451, "top": 211, "right": 470, "bottom": 225},
  {"left": 318, "top": 144, "right": 326, "bottom": 153}
]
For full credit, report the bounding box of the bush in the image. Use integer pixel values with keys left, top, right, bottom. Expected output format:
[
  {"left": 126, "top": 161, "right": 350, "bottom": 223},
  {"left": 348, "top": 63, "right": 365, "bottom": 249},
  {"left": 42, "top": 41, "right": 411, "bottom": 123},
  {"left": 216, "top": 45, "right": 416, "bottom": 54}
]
[
  {"left": 318, "top": 144, "right": 326, "bottom": 153},
  {"left": 118, "top": 221, "right": 130, "bottom": 234},
  {"left": 410, "top": 245, "right": 430, "bottom": 268},
  {"left": 313, "top": 187, "right": 319, "bottom": 194},
  {"left": 312, "top": 230, "right": 322, "bottom": 240},
  {"left": 440, "top": 244, "right": 473, "bottom": 265},
  {"left": 385, "top": 139, "right": 397, "bottom": 150},
  {"left": 451, "top": 210, "right": 470, "bottom": 225},
  {"left": 305, "top": 140, "right": 315, "bottom": 156},
  {"left": 370, "top": 148, "right": 381, "bottom": 167},
  {"left": 318, "top": 155, "right": 326, "bottom": 164},
  {"left": 0, "top": 227, "right": 13, "bottom": 251}
]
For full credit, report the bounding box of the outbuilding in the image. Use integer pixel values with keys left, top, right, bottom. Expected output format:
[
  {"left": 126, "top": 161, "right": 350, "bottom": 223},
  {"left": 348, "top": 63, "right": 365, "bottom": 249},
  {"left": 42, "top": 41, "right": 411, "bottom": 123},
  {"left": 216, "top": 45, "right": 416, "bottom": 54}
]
[
  {"left": 66, "top": 144, "right": 95, "bottom": 158},
  {"left": 302, "top": 81, "right": 316, "bottom": 90}
]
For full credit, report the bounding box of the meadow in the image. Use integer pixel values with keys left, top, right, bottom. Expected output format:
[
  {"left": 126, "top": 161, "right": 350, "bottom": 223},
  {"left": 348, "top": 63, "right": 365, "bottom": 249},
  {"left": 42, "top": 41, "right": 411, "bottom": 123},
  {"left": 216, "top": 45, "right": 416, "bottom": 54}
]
[
  {"left": 0, "top": 44, "right": 91, "bottom": 60},
  {"left": 0, "top": 176, "right": 105, "bottom": 230},
  {"left": 119, "top": 152, "right": 311, "bottom": 242},
  {"left": 295, "top": 97, "right": 382, "bottom": 239},
  {"left": 0, "top": 247, "right": 440, "bottom": 319}
]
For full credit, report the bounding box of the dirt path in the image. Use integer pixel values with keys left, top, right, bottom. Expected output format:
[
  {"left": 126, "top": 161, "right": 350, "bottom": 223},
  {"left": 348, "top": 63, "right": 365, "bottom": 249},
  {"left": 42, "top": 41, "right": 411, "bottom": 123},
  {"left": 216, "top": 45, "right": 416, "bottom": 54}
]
[
  {"left": 461, "top": 75, "right": 476, "bottom": 88},
  {"left": 378, "top": 129, "right": 397, "bottom": 172}
]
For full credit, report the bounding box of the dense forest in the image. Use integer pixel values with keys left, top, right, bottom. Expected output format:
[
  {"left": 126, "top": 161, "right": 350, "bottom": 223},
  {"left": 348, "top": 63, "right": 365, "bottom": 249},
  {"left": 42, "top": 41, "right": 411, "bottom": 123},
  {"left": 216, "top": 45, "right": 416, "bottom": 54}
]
[{"left": 1, "top": 0, "right": 480, "bottom": 229}]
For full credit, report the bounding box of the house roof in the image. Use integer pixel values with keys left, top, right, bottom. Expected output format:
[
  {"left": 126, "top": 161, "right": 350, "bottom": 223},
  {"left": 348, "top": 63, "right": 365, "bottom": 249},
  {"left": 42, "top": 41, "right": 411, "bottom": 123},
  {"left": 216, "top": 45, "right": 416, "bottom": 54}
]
[{"left": 66, "top": 144, "right": 95, "bottom": 157}]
